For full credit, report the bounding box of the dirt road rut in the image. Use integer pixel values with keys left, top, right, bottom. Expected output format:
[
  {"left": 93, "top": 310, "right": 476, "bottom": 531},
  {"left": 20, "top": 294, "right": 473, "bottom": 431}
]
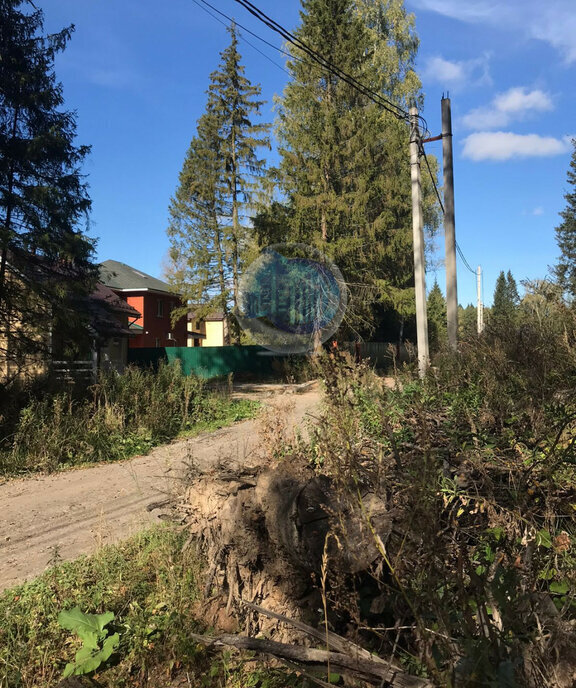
[{"left": 0, "top": 384, "right": 320, "bottom": 591}]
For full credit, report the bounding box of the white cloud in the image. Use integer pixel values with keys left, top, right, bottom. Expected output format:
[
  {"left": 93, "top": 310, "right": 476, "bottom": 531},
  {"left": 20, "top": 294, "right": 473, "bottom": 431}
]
[
  {"left": 409, "top": 0, "right": 576, "bottom": 64},
  {"left": 522, "top": 206, "right": 545, "bottom": 216},
  {"left": 422, "top": 54, "right": 491, "bottom": 89},
  {"left": 462, "top": 87, "right": 554, "bottom": 129},
  {"left": 494, "top": 88, "right": 553, "bottom": 114},
  {"left": 410, "top": 0, "right": 499, "bottom": 22},
  {"left": 462, "top": 132, "right": 571, "bottom": 161}
]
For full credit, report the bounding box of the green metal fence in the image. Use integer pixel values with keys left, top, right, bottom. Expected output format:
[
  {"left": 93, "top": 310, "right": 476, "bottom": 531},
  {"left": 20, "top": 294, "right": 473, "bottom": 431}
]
[
  {"left": 127, "top": 345, "right": 283, "bottom": 379},
  {"left": 127, "top": 342, "right": 397, "bottom": 379}
]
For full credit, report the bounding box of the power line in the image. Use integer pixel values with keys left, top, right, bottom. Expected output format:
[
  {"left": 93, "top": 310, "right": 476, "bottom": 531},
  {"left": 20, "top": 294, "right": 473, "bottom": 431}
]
[
  {"left": 418, "top": 142, "right": 477, "bottom": 276},
  {"left": 193, "top": 0, "right": 294, "bottom": 75},
  {"left": 419, "top": 144, "right": 444, "bottom": 214},
  {"left": 231, "top": 0, "right": 429, "bottom": 131},
  {"left": 456, "top": 242, "right": 476, "bottom": 274}
]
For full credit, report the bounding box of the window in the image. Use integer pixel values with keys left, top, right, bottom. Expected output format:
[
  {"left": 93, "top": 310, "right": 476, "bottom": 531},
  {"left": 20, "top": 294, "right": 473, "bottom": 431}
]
[{"left": 157, "top": 299, "right": 164, "bottom": 317}]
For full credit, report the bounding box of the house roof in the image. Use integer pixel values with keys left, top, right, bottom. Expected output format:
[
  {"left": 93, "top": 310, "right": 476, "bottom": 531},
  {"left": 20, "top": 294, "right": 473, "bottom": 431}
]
[
  {"left": 99, "top": 260, "right": 175, "bottom": 294},
  {"left": 87, "top": 283, "right": 141, "bottom": 337},
  {"left": 90, "top": 282, "right": 141, "bottom": 317},
  {"left": 188, "top": 310, "right": 226, "bottom": 322}
]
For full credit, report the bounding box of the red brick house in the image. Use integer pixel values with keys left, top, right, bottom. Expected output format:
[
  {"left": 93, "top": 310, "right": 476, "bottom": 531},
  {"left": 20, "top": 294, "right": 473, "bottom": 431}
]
[{"left": 99, "top": 260, "right": 187, "bottom": 348}]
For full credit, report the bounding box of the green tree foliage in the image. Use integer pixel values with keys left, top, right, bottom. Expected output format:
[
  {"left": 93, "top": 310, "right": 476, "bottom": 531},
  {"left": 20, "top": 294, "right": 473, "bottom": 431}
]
[
  {"left": 427, "top": 279, "right": 446, "bottom": 353},
  {"left": 458, "top": 303, "right": 477, "bottom": 340},
  {"left": 554, "top": 139, "right": 576, "bottom": 299},
  {"left": 264, "top": 0, "right": 439, "bottom": 338},
  {"left": 167, "top": 24, "right": 269, "bottom": 342},
  {"left": 0, "top": 0, "right": 96, "bottom": 384},
  {"left": 491, "top": 270, "right": 519, "bottom": 323}
]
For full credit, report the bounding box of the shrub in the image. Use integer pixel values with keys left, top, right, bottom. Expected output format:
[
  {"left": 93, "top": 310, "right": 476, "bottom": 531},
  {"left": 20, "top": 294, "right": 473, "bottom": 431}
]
[{"left": 294, "top": 328, "right": 576, "bottom": 686}]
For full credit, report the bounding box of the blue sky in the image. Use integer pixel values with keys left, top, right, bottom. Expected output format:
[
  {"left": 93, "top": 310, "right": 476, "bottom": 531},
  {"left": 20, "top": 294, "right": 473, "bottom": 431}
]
[{"left": 42, "top": 0, "right": 576, "bottom": 307}]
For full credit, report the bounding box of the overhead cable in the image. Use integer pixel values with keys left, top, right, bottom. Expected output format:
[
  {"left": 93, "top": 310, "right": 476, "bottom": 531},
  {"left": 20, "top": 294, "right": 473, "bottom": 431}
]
[{"left": 231, "top": 0, "right": 429, "bottom": 130}]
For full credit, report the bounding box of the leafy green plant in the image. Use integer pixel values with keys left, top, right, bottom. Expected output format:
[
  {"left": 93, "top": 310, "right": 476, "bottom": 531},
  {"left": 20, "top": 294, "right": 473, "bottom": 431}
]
[{"left": 57, "top": 607, "right": 119, "bottom": 677}]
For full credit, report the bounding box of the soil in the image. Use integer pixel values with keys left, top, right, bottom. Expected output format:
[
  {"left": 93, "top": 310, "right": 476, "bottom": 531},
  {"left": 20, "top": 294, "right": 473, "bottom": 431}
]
[{"left": 0, "top": 382, "right": 321, "bottom": 592}]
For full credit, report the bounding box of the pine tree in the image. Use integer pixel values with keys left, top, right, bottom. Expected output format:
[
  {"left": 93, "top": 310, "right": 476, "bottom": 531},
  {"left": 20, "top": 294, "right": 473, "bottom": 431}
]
[
  {"left": 505, "top": 270, "right": 519, "bottom": 306},
  {"left": 427, "top": 279, "right": 446, "bottom": 353},
  {"left": 270, "top": 0, "right": 439, "bottom": 337},
  {"left": 167, "top": 24, "right": 269, "bottom": 342},
  {"left": 458, "top": 303, "right": 477, "bottom": 340},
  {"left": 0, "top": 0, "right": 96, "bottom": 383},
  {"left": 491, "top": 270, "right": 519, "bottom": 323},
  {"left": 554, "top": 139, "right": 576, "bottom": 299},
  {"left": 167, "top": 111, "right": 230, "bottom": 325}
]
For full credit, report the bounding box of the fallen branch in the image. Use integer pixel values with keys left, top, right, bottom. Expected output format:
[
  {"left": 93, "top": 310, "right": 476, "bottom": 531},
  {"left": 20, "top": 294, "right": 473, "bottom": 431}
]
[
  {"left": 241, "top": 600, "right": 393, "bottom": 667},
  {"left": 190, "top": 632, "right": 434, "bottom": 687}
]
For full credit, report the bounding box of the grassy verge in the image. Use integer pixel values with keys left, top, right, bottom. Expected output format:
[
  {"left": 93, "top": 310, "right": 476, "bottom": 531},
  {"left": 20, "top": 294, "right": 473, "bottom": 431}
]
[
  {"left": 0, "top": 525, "right": 302, "bottom": 688},
  {"left": 0, "top": 363, "right": 260, "bottom": 477}
]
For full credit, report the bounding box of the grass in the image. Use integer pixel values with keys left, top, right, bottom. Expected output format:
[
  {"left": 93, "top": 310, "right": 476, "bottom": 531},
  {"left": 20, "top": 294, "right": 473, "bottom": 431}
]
[
  {"left": 0, "top": 363, "right": 260, "bottom": 477},
  {"left": 0, "top": 525, "right": 202, "bottom": 687},
  {"left": 0, "top": 525, "right": 304, "bottom": 688}
]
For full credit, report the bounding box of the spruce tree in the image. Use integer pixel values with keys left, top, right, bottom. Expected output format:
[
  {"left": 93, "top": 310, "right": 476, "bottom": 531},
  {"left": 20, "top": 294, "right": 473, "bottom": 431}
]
[
  {"left": 0, "top": 0, "right": 96, "bottom": 383},
  {"left": 271, "top": 0, "right": 439, "bottom": 337},
  {"left": 427, "top": 279, "right": 446, "bottom": 352},
  {"left": 167, "top": 24, "right": 269, "bottom": 342},
  {"left": 167, "top": 111, "right": 231, "bottom": 326},
  {"left": 554, "top": 139, "right": 576, "bottom": 299},
  {"left": 492, "top": 270, "right": 519, "bottom": 323}
]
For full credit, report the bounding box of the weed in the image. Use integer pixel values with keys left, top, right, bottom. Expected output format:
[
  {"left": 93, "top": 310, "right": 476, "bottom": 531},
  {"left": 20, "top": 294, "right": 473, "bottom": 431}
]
[
  {"left": 0, "top": 525, "right": 202, "bottom": 687},
  {"left": 0, "top": 524, "right": 309, "bottom": 688},
  {"left": 282, "top": 337, "right": 576, "bottom": 687},
  {"left": 57, "top": 607, "right": 119, "bottom": 677},
  {"left": 0, "top": 363, "right": 259, "bottom": 476}
]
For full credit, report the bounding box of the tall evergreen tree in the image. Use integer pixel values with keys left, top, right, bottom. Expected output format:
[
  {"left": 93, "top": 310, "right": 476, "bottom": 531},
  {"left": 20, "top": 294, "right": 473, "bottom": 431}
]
[
  {"left": 0, "top": 0, "right": 96, "bottom": 383},
  {"left": 269, "top": 0, "right": 439, "bottom": 337},
  {"left": 458, "top": 303, "right": 478, "bottom": 340},
  {"left": 167, "top": 111, "right": 230, "bottom": 325},
  {"left": 167, "top": 24, "right": 269, "bottom": 342},
  {"left": 427, "top": 279, "right": 446, "bottom": 353},
  {"left": 554, "top": 139, "right": 576, "bottom": 299},
  {"left": 492, "top": 270, "right": 519, "bottom": 322}
]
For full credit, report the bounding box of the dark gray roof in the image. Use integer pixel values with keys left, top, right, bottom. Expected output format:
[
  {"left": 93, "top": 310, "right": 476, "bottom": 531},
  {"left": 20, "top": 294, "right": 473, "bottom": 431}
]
[{"left": 99, "top": 260, "right": 176, "bottom": 294}]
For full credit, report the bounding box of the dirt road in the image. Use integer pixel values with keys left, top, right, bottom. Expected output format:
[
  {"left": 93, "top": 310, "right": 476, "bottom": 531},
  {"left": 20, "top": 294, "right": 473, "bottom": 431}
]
[{"left": 0, "top": 383, "right": 321, "bottom": 592}]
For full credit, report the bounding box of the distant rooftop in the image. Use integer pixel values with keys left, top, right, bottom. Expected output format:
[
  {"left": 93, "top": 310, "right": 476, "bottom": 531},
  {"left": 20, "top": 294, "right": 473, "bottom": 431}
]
[{"left": 100, "top": 260, "right": 176, "bottom": 294}]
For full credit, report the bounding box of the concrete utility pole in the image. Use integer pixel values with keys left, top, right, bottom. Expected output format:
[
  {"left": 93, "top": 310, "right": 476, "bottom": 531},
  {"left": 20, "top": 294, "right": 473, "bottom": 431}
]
[
  {"left": 476, "top": 265, "right": 484, "bottom": 333},
  {"left": 409, "top": 107, "right": 429, "bottom": 378},
  {"left": 442, "top": 97, "right": 458, "bottom": 351}
]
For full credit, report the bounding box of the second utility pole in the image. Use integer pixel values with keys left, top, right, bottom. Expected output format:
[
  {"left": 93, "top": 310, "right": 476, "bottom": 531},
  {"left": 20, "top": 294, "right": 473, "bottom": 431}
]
[
  {"left": 442, "top": 96, "right": 458, "bottom": 351},
  {"left": 410, "top": 107, "right": 429, "bottom": 378}
]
